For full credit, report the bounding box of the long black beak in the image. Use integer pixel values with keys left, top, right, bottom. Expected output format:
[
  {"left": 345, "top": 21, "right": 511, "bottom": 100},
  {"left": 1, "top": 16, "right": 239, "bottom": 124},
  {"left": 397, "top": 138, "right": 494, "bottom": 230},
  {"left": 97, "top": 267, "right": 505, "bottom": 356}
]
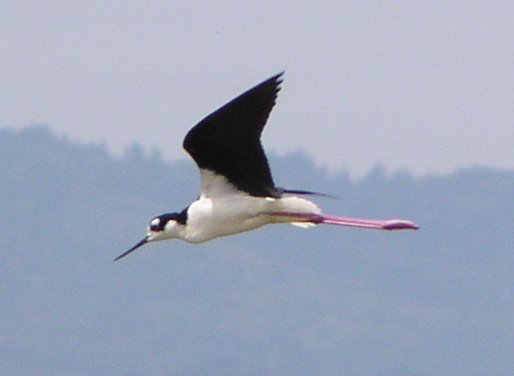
[{"left": 114, "top": 237, "right": 149, "bottom": 261}]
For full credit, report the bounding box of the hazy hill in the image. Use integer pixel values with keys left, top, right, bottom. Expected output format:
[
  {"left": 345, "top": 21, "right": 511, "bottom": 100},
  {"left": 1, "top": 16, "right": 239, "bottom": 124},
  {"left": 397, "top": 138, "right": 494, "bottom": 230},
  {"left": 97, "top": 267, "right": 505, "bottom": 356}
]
[{"left": 1, "top": 126, "right": 513, "bottom": 376}]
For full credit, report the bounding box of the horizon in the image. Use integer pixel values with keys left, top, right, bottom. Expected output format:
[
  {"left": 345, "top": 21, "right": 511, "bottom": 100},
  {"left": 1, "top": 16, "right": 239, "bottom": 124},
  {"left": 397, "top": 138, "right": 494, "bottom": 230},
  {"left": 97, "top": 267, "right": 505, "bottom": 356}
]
[{"left": 4, "top": 123, "right": 512, "bottom": 181}]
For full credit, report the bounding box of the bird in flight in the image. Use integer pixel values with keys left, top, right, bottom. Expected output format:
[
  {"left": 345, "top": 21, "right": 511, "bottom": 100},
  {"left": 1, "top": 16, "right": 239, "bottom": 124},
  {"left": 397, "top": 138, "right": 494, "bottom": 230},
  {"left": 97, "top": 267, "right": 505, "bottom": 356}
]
[{"left": 115, "top": 73, "right": 418, "bottom": 261}]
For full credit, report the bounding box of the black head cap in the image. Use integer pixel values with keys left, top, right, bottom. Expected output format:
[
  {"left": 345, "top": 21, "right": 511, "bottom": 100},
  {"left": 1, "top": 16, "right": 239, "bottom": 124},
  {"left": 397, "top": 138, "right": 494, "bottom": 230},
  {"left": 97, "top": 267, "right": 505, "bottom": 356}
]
[{"left": 149, "top": 208, "right": 188, "bottom": 232}]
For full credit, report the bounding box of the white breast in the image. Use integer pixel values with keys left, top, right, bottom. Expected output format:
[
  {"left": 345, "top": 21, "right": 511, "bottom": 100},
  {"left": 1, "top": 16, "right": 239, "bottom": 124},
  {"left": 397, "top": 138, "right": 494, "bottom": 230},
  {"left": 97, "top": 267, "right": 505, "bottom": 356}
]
[{"left": 182, "top": 194, "right": 275, "bottom": 243}]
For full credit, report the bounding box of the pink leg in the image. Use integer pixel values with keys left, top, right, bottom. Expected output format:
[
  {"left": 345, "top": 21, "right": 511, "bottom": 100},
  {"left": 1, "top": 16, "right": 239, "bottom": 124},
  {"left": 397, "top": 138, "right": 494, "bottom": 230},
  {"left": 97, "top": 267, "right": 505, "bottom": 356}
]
[{"left": 271, "top": 212, "right": 419, "bottom": 230}]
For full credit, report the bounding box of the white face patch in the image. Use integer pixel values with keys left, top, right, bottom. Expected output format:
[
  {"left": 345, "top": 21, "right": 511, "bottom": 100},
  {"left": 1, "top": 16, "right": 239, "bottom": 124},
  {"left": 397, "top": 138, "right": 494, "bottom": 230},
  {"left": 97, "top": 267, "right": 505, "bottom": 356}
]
[{"left": 164, "top": 220, "right": 177, "bottom": 231}]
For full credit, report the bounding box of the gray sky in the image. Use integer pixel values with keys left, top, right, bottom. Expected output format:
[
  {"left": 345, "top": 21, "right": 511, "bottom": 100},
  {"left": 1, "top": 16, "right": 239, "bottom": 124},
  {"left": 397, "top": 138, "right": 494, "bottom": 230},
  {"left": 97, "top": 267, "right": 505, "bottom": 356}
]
[{"left": 2, "top": 1, "right": 513, "bottom": 176}]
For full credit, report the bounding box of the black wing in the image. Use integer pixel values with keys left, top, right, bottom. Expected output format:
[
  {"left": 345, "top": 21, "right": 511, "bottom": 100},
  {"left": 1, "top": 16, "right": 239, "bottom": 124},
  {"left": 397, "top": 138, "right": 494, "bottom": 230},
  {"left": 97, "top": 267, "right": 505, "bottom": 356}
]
[{"left": 183, "top": 72, "right": 283, "bottom": 197}]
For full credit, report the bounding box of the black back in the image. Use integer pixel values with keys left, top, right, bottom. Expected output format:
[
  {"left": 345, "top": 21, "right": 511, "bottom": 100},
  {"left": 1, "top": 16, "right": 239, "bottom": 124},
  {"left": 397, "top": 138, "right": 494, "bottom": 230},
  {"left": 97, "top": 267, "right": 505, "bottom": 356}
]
[{"left": 183, "top": 73, "right": 283, "bottom": 197}]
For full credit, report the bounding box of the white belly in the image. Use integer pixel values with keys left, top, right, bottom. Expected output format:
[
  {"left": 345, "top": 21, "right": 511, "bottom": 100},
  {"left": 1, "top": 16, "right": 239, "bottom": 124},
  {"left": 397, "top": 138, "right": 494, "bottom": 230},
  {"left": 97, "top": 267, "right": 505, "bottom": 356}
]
[
  {"left": 182, "top": 195, "right": 274, "bottom": 243},
  {"left": 179, "top": 192, "right": 321, "bottom": 243}
]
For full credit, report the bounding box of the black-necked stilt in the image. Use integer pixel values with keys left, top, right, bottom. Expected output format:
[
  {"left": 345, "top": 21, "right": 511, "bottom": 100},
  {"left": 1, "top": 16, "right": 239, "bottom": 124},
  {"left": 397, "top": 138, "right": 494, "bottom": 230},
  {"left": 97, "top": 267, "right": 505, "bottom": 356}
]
[{"left": 115, "top": 73, "right": 418, "bottom": 261}]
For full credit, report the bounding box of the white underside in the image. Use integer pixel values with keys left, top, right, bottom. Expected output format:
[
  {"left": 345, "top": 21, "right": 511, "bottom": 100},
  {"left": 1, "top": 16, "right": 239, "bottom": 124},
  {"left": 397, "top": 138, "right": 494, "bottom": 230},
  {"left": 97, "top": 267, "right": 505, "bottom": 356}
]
[
  {"left": 176, "top": 170, "right": 321, "bottom": 243},
  {"left": 179, "top": 193, "right": 320, "bottom": 243}
]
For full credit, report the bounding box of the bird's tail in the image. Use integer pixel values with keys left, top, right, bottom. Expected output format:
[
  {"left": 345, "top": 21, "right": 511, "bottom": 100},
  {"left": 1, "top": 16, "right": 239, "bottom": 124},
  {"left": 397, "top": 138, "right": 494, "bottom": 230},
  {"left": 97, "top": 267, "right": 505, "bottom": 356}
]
[
  {"left": 278, "top": 188, "right": 338, "bottom": 199},
  {"left": 269, "top": 196, "right": 321, "bottom": 226}
]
